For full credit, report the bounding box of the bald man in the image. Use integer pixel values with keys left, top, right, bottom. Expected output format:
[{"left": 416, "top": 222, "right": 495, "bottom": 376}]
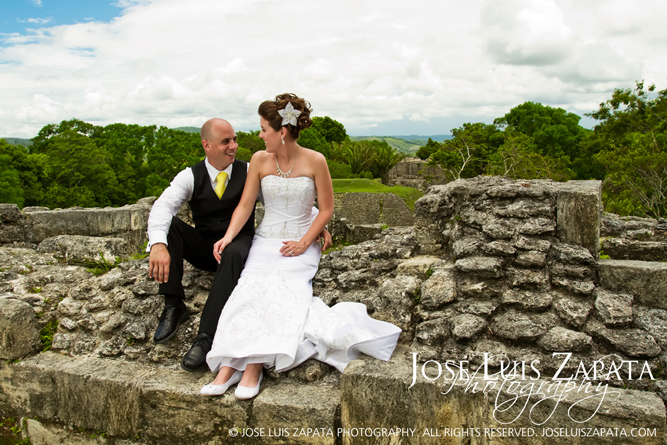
[{"left": 146, "top": 118, "right": 256, "bottom": 371}]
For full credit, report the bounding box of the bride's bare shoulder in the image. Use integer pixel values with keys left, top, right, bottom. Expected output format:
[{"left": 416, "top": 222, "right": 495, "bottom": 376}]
[{"left": 300, "top": 147, "right": 326, "bottom": 163}]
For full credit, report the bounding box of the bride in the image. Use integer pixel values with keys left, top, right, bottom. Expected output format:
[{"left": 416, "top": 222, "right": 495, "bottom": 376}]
[{"left": 202, "top": 93, "right": 401, "bottom": 400}]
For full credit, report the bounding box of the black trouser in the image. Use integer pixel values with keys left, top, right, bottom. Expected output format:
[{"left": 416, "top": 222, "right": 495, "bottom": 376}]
[{"left": 159, "top": 217, "right": 253, "bottom": 336}]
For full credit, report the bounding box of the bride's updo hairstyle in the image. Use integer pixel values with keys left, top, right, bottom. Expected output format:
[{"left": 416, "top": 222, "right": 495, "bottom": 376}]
[{"left": 258, "top": 93, "right": 313, "bottom": 140}]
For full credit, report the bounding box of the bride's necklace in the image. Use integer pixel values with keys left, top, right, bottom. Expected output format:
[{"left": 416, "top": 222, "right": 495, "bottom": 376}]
[{"left": 275, "top": 146, "right": 301, "bottom": 178}]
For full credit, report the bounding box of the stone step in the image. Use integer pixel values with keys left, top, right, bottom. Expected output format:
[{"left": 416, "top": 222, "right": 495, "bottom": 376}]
[
  {"left": 3, "top": 347, "right": 666, "bottom": 444},
  {"left": 342, "top": 348, "right": 666, "bottom": 445},
  {"left": 601, "top": 238, "right": 667, "bottom": 262},
  {"left": 0, "top": 352, "right": 340, "bottom": 445},
  {"left": 598, "top": 259, "right": 667, "bottom": 310}
]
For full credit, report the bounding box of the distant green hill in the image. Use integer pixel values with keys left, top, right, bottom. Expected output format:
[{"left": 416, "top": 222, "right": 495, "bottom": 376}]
[
  {"left": 1, "top": 137, "right": 32, "bottom": 147},
  {"left": 349, "top": 135, "right": 452, "bottom": 155},
  {"left": 173, "top": 126, "right": 200, "bottom": 134}
]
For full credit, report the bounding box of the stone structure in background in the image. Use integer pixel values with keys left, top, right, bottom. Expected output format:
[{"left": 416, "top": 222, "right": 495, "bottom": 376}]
[
  {"left": 387, "top": 156, "right": 448, "bottom": 190},
  {"left": 2, "top": 176, "right": 667, "bottom": 444}
]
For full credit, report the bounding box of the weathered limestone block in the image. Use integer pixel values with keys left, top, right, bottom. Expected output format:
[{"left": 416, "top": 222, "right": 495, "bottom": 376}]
[
  {"left": 455, "top": 300, "right": 498, "bottom": 316},
  {"left": 556, "top": 180, "right": 602, "bottom": 258},
  {"left": 337, "top": 192, "right": 413, "bottom": 227},
  {"left": 340, "top": 223, "right": 383, "bottom": 245},
  {"left": 414, "top": 318, "right": 450, "bottom": 346},
  {"left": 452, "top": 237, "right": 484, "bottom": 258},
  {"left": 635, "top": 307, "right": 667, "bottom": 349},
  {"left": 553, "top": 297, "right": 592, "bottom": 329},
  {"left": 601, "top": 238, "right": 667, "bottom": 261},
  {"left": 598, "top": 259, "right": 667, "bottom": 310},
  {"left": 38, "top": 235, "right": 132, "bottom": 263},
  {"left": 551, "top": 277, "right": 596, "bottom": 295},
  {"left": 23, "top": 418, "right": 141, "bottom": 445},
  {"left": 594, "top": 290, "right": 634, "bottom": 327},
  {"left": 551, "top": 244, "right": 596, "bottom": 264},
  {"left": 0, "top": 353, "right": 248, "bottom": 443},
  {"left": 374, "top": 275, "right": 420, "bottom": 331},
  {"left": 601, "top": 328, "right": 661, "bottom": 358},
  {"left": 483, "top": 240, "right": 517, "bottom": 256},
  {"left": 519, "top": 217, "right": 556, "bottom": 235},
  {"left": 27, "top": 203, "right": 151, "bottom": 249},
  {"left": 501, "top": 289, "right": 553, "bottom": 311},
  {"left": 538, "top": 327, "right": 592, "bottom": 352},
  {"left": 485, "top": 181, "right": 549, "bottom": 199},
  {"left": 57, "top": 296, "right": 83, "bottom": 317},
  {"left": 419, "top": 266, "right": 456, "bottom": 310},
  {"left": 586, "top": 320, "right": 661, "bottom": 358},
  {"left": 0, "top": 298, "right": 41, "bottom": 359},
  {"left": 514, "top": 251, "right": 547, "bottom": 267},
  {"left": 492, "top": 199, "right": 554, "bottom": 219},
  {"left": 337, "top": 269, "right": 376, "bottom": 289},
  {"left": 457, "top": 278, "right": 504, "bottom": 299},
  {"left": 0, "top": 203, "right": 25, "bottom": 223},
  {"left": 252, "top": 383, "right": 341, "bottom": 445},
  {"left": 0, "top": 203, "right": 27, "bottom": 243},
  {"left": 454, "top": 256, "right": 504, "bottom": 278},
  {"left": 395, "top": 256, "right": 440, "bottom": 278},
  {"left": 515, "top": 236, "right": 552, "bottom": 251},
  {"left": 491, "top": 310, "right": 548, "bottom": 340},
  {"left": 450, "top": 314, "right": 486, "bottom": 340},
  {"left": 550, "top": 263, "right": 593, "bottom": 280},
  {"left": 482, "top": 219, "right": 517, "bottom": 239},
  {"left": 507, "top": 267, "right": 549, "bottom": 287}
]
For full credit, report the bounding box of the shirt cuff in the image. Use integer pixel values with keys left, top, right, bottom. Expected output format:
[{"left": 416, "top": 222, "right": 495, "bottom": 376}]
[{"left": 147, "top": 233, "right": 169, "bottom": 251}]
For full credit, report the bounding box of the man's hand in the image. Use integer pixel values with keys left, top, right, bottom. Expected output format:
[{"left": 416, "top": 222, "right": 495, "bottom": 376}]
[
  {"left": 148, "top": 243, "right": 171, "bottom": 283},
  {"left": 319, "top": 228, "right": 333, "bottom": 252}
]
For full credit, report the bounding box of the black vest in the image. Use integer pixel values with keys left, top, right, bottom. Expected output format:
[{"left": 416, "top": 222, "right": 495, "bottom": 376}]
[{"left": 189, "top": 159, "right": 255, "bottom": 238}]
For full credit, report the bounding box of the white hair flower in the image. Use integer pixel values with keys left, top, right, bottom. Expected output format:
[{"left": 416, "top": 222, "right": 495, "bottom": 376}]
[{"left": 278, "top": 102, "right": 301, "bottom": 126}]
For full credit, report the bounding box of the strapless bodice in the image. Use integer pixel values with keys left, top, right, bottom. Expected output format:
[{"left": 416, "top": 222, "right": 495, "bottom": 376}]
[{"left": 255, "top": 175, "right": 316, "bottom": 240}]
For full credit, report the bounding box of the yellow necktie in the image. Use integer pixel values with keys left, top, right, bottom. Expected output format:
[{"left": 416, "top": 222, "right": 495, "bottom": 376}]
[{"left": 215, "top": 171, "right": 228, "bottom": 198}]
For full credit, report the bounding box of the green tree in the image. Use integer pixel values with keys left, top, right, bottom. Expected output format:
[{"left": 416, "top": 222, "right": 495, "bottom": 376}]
[
  {"left": 144, "top": 127, "right": 203, "bottom": 198},
  {"left": 340, "top": 140, "right": 376, "bottom": 175},
  {"left": 0, "top": 150, "right": 24, "bottom": 206},
  {"left": 311, "top": 116, "right": 347, "bottom": 143},
  {"left": 237, "top": 130, "right": 265, "bottom": 154},
  {"left": 299, "top": 126, "right": 331, "bottom": 157},
  {"left": 327, "top": 160, "right": 355, "bottom": 179},
  {"left": 494, "top": 102, "right": 593, "bottom": 178},
  {"left": 31, "top": 118, "right": 98, "bottom": 154},
  {"left": 588, "top": 81, "right": 667, "bottom": 217},
  {"left": 94, "top": 123, "right": 156, "bottom": 204},
  {"left": 486, "top": 130, "right": 573, "bottom": 181},
  {"left": 415, "top": 138, "right": 443, "bottom": 160},
  {"left": 430, "top": 123, "right": 503, "bottom": 180},
  {"left": 39, "top": 130, "right": 118, "bottom": 208},
  {"left": 371, "top": 142, "right": 404, "bottom": 184},
  {"left": 0, "top": 139, "right": 45, "bottom": 206}
]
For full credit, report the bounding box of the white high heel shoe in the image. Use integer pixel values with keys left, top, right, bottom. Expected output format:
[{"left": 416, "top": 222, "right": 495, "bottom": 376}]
[
  {"left": 235, "top": 371, "right": 263, "bottom": 400},
  {"left": 200, "top": 371, "right": 242, "bottom": 396}
]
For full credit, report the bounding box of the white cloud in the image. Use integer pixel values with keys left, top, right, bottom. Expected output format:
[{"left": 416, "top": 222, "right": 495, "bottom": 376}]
[
  {"left": 23, "top": 18, "right": 51, "bottom": 24},
  {"left": 0, "top": 0, "right": 666, "bottom": 137}
]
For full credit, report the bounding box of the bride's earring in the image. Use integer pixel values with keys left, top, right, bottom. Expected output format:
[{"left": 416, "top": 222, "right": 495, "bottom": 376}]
[{"left": 281, "top": 136, "right": 285, "bottom": 145}]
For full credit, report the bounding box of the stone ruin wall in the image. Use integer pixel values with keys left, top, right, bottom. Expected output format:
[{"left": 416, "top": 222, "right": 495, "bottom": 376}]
[
  {"left": 388, "top": 156, "right": 448, "bottom": 190},
  {"left": 2, "top": 177, "right": 667, "bottom": 382},
  {"left": 2, "top": 176, "right": 667, "bottom": 443}
]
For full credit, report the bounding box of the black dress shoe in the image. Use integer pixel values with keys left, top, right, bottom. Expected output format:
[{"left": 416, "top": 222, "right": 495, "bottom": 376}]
[
  {"left": 181, "top": 333, "right": 213, "bottom": 372},
  {"left": 153, "top": 302, "right": 189, "bottom": 344}
]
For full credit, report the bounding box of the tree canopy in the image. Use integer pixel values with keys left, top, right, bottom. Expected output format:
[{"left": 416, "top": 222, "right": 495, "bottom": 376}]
[{"left": 0, "top": 114, "right": 404, "bottom": 208}]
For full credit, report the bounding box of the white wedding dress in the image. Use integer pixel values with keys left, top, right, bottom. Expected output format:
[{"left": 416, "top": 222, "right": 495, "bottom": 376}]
[{"left": 206, "top": 175, "right": 401, "bottom": 373}]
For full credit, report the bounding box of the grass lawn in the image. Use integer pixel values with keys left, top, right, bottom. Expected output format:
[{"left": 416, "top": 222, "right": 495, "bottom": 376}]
[{"left": 332, "top": 178, "right": 424, "bottom": 210}]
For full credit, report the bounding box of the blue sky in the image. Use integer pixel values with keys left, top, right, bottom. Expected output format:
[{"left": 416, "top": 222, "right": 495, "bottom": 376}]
[
  {"left": 1, "top": 0, "right": 666, "bottom": 138},
  {"left": 1, "top": 0, "right": 121, "bottom": 36}
]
